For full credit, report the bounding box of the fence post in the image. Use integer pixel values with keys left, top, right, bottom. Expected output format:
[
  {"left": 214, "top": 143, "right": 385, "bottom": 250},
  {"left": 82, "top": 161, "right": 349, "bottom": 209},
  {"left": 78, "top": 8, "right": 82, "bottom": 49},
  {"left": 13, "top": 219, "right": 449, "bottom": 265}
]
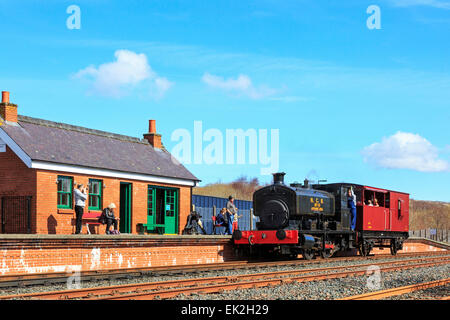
[
  {"left": 250, "top": 208, "right": 253, "bottom": 231},
  {"left": 213, "top": 205, "right": 216, "bottom": 217}
]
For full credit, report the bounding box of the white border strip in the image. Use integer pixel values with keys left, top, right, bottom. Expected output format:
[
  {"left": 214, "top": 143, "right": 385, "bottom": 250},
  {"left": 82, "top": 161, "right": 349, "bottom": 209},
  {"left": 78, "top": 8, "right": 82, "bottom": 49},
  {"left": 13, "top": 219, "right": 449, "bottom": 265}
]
[
  {"left": 31, "top": 160, "right": 197, "bottom": 187},
  {"left": 0, "top": 128, "right": 32, "bottom": 167}
]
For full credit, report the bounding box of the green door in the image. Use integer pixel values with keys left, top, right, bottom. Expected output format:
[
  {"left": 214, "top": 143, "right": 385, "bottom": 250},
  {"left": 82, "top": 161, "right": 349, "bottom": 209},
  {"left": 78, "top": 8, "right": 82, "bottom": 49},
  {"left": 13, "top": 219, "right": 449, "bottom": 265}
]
[
  {"left": 164, "top": 189, "right": 178, "bottom": 234},
  {"left": 119, "top": 183, "right": 132, "bottom": 233}
]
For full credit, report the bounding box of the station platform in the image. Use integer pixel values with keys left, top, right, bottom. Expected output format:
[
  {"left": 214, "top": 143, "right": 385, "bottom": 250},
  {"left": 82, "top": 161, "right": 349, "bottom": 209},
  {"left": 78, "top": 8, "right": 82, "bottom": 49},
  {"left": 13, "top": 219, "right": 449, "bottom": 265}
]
[
  {"left": 372, "top": 237, "right": 450, "bottom": 254},
  {"left": 0, "top": 234, "right": 234, "bottom": 275},
  {"left": 0, "top": 235, "right": 447, "bottom": 276}
]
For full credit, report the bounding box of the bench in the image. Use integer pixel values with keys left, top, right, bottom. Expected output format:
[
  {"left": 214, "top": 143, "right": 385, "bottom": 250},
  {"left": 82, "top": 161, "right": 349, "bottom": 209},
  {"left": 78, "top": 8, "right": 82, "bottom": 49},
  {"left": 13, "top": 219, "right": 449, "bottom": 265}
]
[{"left": 82, "top": 211, "right": 102, "bottom": 234}]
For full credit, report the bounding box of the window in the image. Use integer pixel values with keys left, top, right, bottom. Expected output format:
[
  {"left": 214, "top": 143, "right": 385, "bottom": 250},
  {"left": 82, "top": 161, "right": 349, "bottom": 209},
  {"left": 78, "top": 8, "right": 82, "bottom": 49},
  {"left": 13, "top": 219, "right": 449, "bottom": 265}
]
[
  {"left": 165, "top": 189, "right": 176, "bottom": 217},
  {"left": 88, "top": 179, "right": 102, "bottom": 210},
  {"left": 398, "top": 200, "right": 402, "bottom": 218},
  {"left": 57, "top": 176, "right": 73, "bottom": 209},
  {"left": 148, "top": 186, "right": 155, "bottom": 216},
  {"left": 364, "top": 190, "right": 385, "bottom": 207}
]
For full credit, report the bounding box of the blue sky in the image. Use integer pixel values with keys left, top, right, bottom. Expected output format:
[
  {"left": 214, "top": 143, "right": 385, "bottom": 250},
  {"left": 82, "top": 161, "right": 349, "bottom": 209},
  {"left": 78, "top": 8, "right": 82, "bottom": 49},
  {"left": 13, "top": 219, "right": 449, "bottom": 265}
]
[{"left": 0, "top": 0, "right": 449, "bottom": 201}]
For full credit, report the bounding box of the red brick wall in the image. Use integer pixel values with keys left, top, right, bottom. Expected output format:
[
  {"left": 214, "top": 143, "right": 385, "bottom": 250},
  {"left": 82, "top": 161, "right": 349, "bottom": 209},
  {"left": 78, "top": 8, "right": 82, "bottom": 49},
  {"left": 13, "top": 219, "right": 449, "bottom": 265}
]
[
  {"left": 0, "top": 104, "right": 18, "bottom": 123},
  {"left": 0, "top": 146, "right": 37, "bottom": 232},
  {"left": 35, "top": 170, "right": 192, "bottom": 235},
  {"left": 0, "top": 236, "right": 234, "bottom": 275}
]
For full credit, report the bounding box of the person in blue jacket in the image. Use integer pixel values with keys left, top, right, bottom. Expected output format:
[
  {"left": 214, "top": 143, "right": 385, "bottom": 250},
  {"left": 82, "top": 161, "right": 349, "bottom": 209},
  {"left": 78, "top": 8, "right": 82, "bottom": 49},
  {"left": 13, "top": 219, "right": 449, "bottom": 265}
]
[{"left": 347, "top": 187, "right": 357, "bottom": 231}]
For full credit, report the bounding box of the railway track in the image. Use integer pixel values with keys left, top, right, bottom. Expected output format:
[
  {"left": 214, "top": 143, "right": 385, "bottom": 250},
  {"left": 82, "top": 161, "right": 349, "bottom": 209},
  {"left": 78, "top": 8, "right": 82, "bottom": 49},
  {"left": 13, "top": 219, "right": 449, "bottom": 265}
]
[
  {"left": 0, "top": 251, "right": 446, "bottom": 288},
  {"left": 1, "top": 255, "right": 448, "bottom": 300},
  {"left": 341, "top": 278, "right": 450, "bottom": 300}
]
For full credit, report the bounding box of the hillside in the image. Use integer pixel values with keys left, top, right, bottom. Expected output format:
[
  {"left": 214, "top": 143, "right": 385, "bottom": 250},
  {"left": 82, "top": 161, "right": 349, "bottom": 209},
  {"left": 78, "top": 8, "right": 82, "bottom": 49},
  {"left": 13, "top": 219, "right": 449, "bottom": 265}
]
[
  {"left": 409, "top": 199, "right": 450, "bottom": 230},
  {"left": 193, "top": 177, "right": 450, "bottom": 230},
  {"left": 193, "top": 176, "right": 262, "bottom": 201}
]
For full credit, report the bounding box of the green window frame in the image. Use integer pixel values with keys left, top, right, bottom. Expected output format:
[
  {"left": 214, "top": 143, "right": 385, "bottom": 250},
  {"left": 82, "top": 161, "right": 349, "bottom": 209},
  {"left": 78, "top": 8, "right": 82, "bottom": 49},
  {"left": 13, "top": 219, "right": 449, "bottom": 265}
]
[
  {"left": 165, "top": 189, "right": 176, "bottom": 217},
  {"left": 57, "top": 176, "right": 73, "bottom": 209},
  {"left": 88, "top": 179, "right": 103, "bottom": 210},
  {"left": 147, "top": 186, "right": 155, "bottom": 216}
]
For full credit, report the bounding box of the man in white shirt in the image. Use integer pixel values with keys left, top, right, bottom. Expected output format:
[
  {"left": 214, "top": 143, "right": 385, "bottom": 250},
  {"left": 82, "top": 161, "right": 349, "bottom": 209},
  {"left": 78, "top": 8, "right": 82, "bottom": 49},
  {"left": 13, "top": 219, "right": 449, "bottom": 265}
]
[{"left": 74, "top": 184, "right": 87, "bottom": 234}]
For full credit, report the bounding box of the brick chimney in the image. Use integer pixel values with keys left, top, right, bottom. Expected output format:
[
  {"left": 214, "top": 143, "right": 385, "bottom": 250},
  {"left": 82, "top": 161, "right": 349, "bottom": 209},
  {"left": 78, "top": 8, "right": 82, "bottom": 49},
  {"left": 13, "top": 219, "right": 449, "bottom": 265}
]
[
  {"left": 0, "top": 91, "right": 18, "bottom": 123},
  {"left": 143, "top": 119, "right": 162, "bottom": 149}
]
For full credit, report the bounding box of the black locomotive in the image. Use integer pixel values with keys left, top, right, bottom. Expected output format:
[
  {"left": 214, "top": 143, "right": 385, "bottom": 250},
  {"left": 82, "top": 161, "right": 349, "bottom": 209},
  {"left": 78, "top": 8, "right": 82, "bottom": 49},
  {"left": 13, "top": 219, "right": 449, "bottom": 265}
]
[{"left": 233, "top": 172, "right": 409, "bottom": 259}]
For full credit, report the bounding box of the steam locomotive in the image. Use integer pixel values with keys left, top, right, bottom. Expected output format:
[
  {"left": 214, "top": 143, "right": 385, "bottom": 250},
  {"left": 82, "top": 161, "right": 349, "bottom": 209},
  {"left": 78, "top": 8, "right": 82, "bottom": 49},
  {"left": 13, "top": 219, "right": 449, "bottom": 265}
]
[{"left": 233, "top": 172, "right": 409, "bottom": 259}]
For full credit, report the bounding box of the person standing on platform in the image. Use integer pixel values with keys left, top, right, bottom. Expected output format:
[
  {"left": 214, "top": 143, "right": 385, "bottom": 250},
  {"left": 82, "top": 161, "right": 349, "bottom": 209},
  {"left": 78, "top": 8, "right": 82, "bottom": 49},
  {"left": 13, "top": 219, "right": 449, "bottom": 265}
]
[
  {"left": 74, "top": 184, "right": 87, "bottom": 234},
  {"left": 232, "top": 210, "right": 243, "bottom": 233},
  {"left": 226, "top": 196, "right": 237, "bottom": 235}
]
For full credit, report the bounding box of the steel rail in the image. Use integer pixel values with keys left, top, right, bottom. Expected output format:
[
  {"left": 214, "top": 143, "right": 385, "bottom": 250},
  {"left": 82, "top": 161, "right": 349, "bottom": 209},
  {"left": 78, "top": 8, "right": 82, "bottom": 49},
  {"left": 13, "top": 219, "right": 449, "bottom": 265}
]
[
  {"left": 1, "top": 256, "right": 448, "bottom": 300},
  {"left": 0, "top": 251, "right": 446, "bottom": 288},
  {"left": 100, "top": 259, "right": 450, "bottom": 300},
  {"left": 340, "top": 278, "right": 450, "bottom": 300}
]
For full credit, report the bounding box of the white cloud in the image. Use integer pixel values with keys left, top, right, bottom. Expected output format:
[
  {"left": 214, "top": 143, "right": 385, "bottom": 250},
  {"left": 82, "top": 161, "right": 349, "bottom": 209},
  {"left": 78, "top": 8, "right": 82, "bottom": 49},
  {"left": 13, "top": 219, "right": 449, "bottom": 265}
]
[
  {"left": 153, "top": 77, "right": 173, "bottom": 98},
  {"left": 389, "top": 0, "right": 450, "bottom": 9},
  {"left": 201, "top": 73, "right": 277, "bottom": 100},
  {"left": 270, "top": 96, "right": 313, "bottom": 103},
  {"left": 74, "top": 50, "right": 173, "bottom": 98},
  {"left": 361, "top": 132, "right": 449, "bottom": 172}
]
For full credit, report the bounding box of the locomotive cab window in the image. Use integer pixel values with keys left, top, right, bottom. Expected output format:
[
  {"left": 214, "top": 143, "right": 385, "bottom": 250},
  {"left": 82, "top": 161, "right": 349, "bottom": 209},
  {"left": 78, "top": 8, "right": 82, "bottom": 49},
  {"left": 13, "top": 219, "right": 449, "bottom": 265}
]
[
  {"left": 385, "top": 192, "right": 390, "bottom": 208},
  {"left": 364, "top": 190, "right": 385, "bottom": 207},
  {"left": 398, "top": 200, "right": 402, "bottom": 217},
  {"left": 374, "top": 192, "right": 384, "bottom": 207}
]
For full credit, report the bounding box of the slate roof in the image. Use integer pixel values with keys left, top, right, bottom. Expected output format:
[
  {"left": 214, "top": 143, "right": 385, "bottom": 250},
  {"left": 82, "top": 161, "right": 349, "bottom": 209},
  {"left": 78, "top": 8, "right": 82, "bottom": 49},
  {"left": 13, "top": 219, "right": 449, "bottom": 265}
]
[{"left": 0, "top": 115, "right": 199, "bottom": 182}]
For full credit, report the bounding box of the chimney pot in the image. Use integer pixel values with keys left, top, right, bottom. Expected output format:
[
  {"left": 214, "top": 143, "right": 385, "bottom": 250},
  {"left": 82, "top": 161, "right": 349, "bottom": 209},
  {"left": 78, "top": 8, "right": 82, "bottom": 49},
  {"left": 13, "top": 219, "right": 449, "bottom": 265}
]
[
  {"left": 144, "top": 119, "right": 162, "bottom": 149},
  {"left": 149, "top": 120, "right": 156, "bottom": 133},
  {"left": 2, "top": 91, "right": 9, "bottom": 103}
]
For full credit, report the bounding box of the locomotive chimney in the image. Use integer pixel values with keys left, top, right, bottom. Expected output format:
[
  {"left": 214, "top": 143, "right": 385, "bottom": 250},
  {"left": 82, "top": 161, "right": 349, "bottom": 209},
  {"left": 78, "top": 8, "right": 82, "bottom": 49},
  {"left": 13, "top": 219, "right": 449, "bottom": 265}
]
[
  {"left": 304, "top": 178, "right": 310, "bottom": 188},
  {"left": 273, "top": 172, "right": 286, "bottom": 185}
]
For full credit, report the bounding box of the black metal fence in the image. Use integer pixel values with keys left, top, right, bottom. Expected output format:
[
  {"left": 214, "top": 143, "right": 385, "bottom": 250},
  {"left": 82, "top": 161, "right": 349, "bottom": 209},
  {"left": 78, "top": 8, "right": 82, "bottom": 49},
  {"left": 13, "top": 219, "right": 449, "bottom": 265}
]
[
  {"left": 409, "top": 229, "right": 449, "bottom": 243},
  {"left": 0, "top": 196, "right": 32, "bottom": 234}
]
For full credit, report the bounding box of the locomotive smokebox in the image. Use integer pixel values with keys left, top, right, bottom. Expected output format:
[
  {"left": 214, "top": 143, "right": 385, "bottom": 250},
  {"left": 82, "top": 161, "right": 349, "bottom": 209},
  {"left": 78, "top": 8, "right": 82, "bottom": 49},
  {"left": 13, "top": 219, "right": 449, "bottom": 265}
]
[{"left": 273, "top": 172, "right": 286, "bottom": 185}]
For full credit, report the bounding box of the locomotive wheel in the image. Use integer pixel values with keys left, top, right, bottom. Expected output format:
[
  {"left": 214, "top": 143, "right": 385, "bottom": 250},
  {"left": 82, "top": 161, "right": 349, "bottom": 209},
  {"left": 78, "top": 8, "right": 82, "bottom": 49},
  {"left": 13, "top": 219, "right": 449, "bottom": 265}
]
[
  {"left": 359, "top": 242, "right": 371, "bottom": 257},
  {"left": 302, "top": 249, "right": 315, "bottom": 260},
  {"left": 390, "top": 240, "right": 398, "bottom": 256},
  {"left": 320, "top": 249, "right": 333, "bottom": 259}
]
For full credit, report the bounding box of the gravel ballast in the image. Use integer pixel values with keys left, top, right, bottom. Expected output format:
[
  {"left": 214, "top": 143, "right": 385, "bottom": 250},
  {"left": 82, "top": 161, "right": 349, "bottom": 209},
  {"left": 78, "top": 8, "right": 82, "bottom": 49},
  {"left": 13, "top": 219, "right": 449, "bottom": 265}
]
[{"left": 0, "top": 253, "right": 448, "bottom": 299}]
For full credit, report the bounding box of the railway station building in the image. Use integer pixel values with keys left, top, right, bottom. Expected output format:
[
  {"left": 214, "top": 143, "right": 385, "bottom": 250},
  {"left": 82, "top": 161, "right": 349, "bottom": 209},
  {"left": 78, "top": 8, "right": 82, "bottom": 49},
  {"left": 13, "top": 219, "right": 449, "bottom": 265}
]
[{"left": 0, "top": 91, "right": 200, "bottom": 235}]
